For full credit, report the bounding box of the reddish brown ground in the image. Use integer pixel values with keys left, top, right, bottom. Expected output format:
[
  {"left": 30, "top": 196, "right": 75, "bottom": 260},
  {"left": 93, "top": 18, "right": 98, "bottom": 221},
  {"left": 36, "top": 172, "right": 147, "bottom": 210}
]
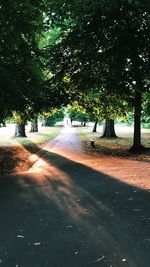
[
  {"left": 0, "top": 126, "right": 150, "bottom": 192},
  {"left": 0, "top": 145, "right": 37, "bottom": 175},
  {"left": 82, "top": 144, "right": 150, "bottom": 190}
]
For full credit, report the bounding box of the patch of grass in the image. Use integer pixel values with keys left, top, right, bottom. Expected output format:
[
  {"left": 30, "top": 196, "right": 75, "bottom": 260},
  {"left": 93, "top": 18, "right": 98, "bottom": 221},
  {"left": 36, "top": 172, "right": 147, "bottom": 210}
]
[
  {"left": 17, "top": 126, "right": 62, "bottom": 150},
  {"left": 76, "top": 125, "right": 150, "bottom": 160},
  {"left": 0, "top": 125, "right": 62, "bottom": 175},
  {"left": 0, "top": 125, "right": 61, "bottom": 146},
  {"left": 76, "top": 126, "right": 91, "bottom": 142}
]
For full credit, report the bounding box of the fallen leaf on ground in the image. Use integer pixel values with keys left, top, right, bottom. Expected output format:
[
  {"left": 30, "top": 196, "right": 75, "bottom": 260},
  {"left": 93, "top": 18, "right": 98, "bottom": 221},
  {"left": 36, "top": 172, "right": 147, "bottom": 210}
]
[
  {"left": 34, "top": 242, "right": 41, "bottom": 246},
  {"left": 88, "top": 255, "right": 105, "bottom": 264},
  {"left": 17, "top": 235, "right": 25, "bottom": 238}
]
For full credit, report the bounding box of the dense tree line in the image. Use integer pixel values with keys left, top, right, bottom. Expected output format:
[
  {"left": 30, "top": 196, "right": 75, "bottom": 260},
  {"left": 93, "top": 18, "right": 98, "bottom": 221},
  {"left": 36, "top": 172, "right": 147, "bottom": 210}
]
[
  {"left": 1, "top": 0, "right": 150, "bottom": 151},
  {"left": 46, "top": 0, "right": 150, "bottom": 151}
]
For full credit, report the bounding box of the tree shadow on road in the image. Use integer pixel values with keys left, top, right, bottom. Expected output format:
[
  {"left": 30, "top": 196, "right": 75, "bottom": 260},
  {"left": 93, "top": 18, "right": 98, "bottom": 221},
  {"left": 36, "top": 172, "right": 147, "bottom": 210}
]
[{"left": 0, "top": 143, "right": 150, "bottom": 267}]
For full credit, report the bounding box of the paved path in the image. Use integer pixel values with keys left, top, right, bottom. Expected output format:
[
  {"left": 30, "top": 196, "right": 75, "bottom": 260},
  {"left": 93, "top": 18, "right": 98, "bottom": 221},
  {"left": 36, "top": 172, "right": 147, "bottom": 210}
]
[{"left": 0, "top": 126, "right": 150, "bottom": 267}]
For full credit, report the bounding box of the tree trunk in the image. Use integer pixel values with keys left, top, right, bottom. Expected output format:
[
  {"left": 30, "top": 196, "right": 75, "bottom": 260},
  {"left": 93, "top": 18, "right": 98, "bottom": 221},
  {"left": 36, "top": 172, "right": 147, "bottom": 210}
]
[
  {"left": 2, "top": 121, "right": 6, "bottom": 127},
  {"left": 15, "top": 123, "right": 26, "bottom": 137},
  {"left": 130, "top": 91, "right": 144, "bottom": 152},
  {"left": 130, "top": 52, "right": 145, "bottom": 152},
  {"left": 93, "top": 120, "right": 98, "bottom": 132},
  {"left": 30, "top": 119, "right": 38, "bottom": 132},
  {"left": 83, "top": 122, "right": 86, "bottom": 126},
  {"left": 100, "top": 119, "right": 117, "bottom": 138},
  {"left": 41, "top": 118, "right": 47, "bottom": 126}
]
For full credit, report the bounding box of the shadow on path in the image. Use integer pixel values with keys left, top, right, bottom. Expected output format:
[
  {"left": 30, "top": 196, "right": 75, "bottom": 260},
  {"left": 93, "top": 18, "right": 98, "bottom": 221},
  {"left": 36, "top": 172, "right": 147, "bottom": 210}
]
[{"left": 0, "top": 143, "right": 150, "bottom": 267}]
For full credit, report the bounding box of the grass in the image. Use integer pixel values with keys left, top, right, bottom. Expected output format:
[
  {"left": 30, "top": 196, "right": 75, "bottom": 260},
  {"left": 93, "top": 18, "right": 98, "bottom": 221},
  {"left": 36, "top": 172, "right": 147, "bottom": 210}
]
[
  {"left": 15, "top": 126, "right": 62, "bottom": 152},
  {"left": 0, "top": 124, "right": 62, "bottom": 175},
  {"left": 0, "top": 125, "right": 61, "bottom": 146},
  {"left": 76, "top": 124, "right": 150, "bottom": 159}
]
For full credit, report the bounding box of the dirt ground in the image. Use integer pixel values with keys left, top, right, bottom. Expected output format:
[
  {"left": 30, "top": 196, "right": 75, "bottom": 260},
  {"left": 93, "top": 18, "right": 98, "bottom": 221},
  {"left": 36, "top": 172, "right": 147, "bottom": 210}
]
[
  {"left": 0, "top": 124, "right": 61, "bottom": 175},
  {"left": 0, "top": 125, "right": 150, "bottom": 267},
  {"left": 26, "top": 125, "right": 150, "bottom": 191},
  {"left": 0, "top": 124, "right": 150, "bottom": 191},
  {"left": 76, "top": 124, "right": 150, "bottom": 191}
]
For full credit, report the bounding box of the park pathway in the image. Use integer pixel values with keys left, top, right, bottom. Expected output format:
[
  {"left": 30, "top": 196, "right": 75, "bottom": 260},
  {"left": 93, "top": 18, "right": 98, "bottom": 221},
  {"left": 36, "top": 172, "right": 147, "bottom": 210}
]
[{"left": 0, "top": 126, "right": 150, "bottom": 267}]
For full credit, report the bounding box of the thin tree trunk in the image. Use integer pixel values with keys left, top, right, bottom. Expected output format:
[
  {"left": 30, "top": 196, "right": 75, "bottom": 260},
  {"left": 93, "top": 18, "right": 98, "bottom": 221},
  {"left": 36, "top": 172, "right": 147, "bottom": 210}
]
[
  {"left": 93, "top": 120, "right": 98, "bottom": 132},
  {"left": 130, "top": 52, "right": 145, "bottom": 152},
  {"left": 30, "top": 119, "right": 38, "bottom": 132},
  {"left": 100, "top": 119, "right": 117, "bottom": 138},
  {"left": 41, "top": 118, "right": 47, "bottom": 126},
  {"left": 83, "top": 119, "right": 86, "bottom": 127},
  {"left": 15, "top": 123, "right": 26, "bottom": 137},
  {"left": 130, "top": 91, "right": 144, "bottom": 152},
  {"left": 2, "top": 121, "right": 6, "bottom": 127}
]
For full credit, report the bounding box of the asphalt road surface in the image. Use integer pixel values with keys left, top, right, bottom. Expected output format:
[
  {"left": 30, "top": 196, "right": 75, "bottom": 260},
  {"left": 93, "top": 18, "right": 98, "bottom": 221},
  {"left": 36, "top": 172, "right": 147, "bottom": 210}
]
[{"left": 0, "top": 126, "right": 150, "bottom": 267}]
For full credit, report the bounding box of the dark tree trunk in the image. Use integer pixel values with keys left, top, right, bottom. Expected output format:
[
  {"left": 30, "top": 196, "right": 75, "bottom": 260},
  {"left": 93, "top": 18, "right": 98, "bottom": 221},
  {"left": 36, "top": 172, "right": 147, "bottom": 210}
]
[
  {"left": 93, "top": 120, "right": 98, "bottom": 132},
  {"left": 100, "top": 119, "right": 117, "bottom": 138},
  {"left": 130, "top": 91, "right": 144, "bottom": 152},
  {"left": 41, "top": 118, "right": 47, "bottom": 126},
  {"left": 30, "top": 119, "right": 38, "bottom": 132},
  {"left": 2, "top": 121, "right": 6, "bottom": 127},
  {"left": 15, "top": 123, "right": 26, "bottom": 137},
  {"left": 83, "top": 120, "right": 86, "bottom": 127},
  {"left": 130, "top": 52, "right": 145, "bottom": 152}
]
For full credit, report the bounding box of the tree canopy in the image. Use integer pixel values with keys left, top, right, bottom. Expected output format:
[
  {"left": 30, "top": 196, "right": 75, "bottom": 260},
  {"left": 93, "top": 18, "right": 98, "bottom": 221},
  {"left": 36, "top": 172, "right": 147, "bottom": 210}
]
[
  {"left": 45, "top": 0, "right": 150, "bottom": 150},
  {"left": 0, "top": 0, "right": 46, "bottom": 115},
  {"left": 1, "top": 0, "right": 150, "bottom": 149}
]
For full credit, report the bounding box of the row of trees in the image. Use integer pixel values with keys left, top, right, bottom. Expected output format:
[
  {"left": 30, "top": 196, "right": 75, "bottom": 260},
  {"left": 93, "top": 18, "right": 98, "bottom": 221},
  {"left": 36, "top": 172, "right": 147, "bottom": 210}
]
[
  {"left": 0, "top": 0, "right": 66, "bottom": 136},
  {"left": 45, "top": 0, "right": 150, "bottom": 151},
  {"left": 1, "top": 0, "right": 150, "bottom": 151},
  {"left": 1, "top": 0, "right": 44, "bottom": 135}
]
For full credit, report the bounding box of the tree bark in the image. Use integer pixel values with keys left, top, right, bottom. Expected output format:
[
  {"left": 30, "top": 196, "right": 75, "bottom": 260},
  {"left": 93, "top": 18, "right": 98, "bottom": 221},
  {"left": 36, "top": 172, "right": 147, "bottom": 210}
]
[
  {"left": 130, "top": 51, "right": 145, "bottom": 152},
  {"left": 15, "top": 123, "right": 26, "bottom": 137},
  {"left": 93, "top": 120, "right": 98, "bottom": 132},
  {"left": 41, "top": 118, "right": 47, "bottom": 126},
  {"left": 100, "top": 119, "right": 117, "bottom": 138},
  {"left": 2, "top": 120, "right": 6, "bottom": 127},
  {"left": 130, "top": 91, "right": 144, "bottom": 152},
  {"left": 30, "top": 119, "right": 38, "bottom": 132}
]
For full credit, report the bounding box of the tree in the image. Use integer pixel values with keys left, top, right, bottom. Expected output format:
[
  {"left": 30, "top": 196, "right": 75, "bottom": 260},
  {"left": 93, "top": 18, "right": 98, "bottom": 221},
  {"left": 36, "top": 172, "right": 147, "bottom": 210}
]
[
  {"left": 12, "top": 111, "right": 27, "bottom": 137},
  {"left": 41, "top": 108, "right": 65, "bottom": 126},
  {"left": 30, "top": 114, "right": 39, "bottom": 133},
  {"left": 101, "top": 119, "right": 117, "bottom": 138},
  {"left": 46, "top": 0, "right": 150, "bottom": 151},
  {"left": 66, "top": 102, "right": 88, "bottom": 126},
  {"left": 0, "top": 0, "right": 48, "bottom": 136}
]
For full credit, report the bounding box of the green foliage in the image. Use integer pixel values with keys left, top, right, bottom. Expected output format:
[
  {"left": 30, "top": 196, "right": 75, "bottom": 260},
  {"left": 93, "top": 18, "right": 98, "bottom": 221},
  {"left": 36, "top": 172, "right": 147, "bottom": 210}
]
[
  {"left": 0, "top": 0, "right": 46, "bottom": 114},
  {"left": 66, "top": 103, "right": 88, "bottom": 122},
  {"left": 42, "top": 108, "right": 65, "bottom": 126},
  {"left": 46, "top": 0, "right": 150, "bottom": 100},
  {"left": 12, "top": 111, "right": 27, "bottom": 124},
  {"left": 141, "top": 92, "right": 150, "bottom": 127},
  {"left": 1, "top": 0, "right": 150, "bottom": 145},
  {"left": 39, "top": 27, "right": 62, "bottom": 49}
]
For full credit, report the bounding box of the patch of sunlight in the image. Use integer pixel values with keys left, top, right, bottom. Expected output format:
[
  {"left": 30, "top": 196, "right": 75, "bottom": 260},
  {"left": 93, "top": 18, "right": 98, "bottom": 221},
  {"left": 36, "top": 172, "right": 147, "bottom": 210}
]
[{"left": 0, "top": 124, "right": 62, "bottom": 147}]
